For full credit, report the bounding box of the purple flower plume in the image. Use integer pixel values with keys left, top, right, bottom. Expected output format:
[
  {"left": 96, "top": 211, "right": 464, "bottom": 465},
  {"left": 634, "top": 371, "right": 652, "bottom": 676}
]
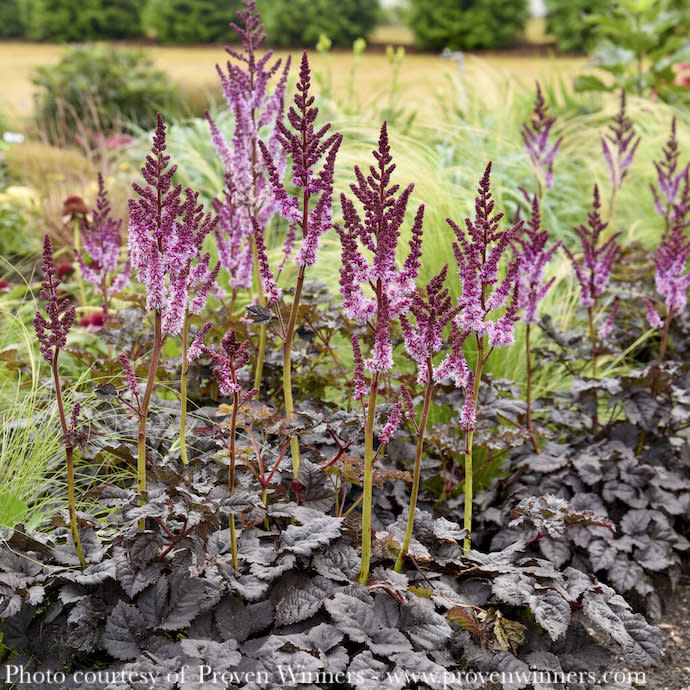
[
  {"left": 564, "top": 185, "right": 621, "bottom": 309},
  {"left": 34, "top": 234, "right": 76, "bottom": 363},
  {"left": 208, "top": 0, "right": 290, "bottom": 290},
  {"left": 78, "top": 173, "right": 130, "bottom": 314},
  {"left": 650, "top": 117, "right": 690, "bottom": 232},
  {"left": 521, "top": 82, "right": 563, "bottom": 191},
  {"left": 651, "top": 219, "right": 690, "bottom": 320},
  {"left": 598, "top": 298, "right": 620, "bottom": 339},
  {"left": 443, "top": 163, "right": 524, "bottom": 430},
  {"left": 514, "top": 193, "right": 560, "bottom": 324},
  {"left": 379, "top": 401, "right": 403, "bottom": 444},
  {"left": 260, "top": 51, "right": 342, "bottom": 273},
  {"left": 337, "top": 122, "right": 424, "bottom": 374},
  {"left": 128, "top": 114, "right": 219, "bottom": 335},
  {"left": 400, "top": 265, "right": 458, "bottom": 384},
  {"left": 191, "top": 325, "right": 255, "bottom": 399},
  {"left": 602, "top": 90, "right": 641, "bottom": 191}
]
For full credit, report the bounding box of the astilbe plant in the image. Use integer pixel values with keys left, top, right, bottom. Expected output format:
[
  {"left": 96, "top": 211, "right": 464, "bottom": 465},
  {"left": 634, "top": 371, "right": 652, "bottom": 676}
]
[
  {"left": 602, "top": 89, "right": 641, "bottom": 219},
  {"left": 77, "top": 173, "right": 130, "bottom": 320},
  {"left": 521, "top": 82, "right": 563, "bottom": 201},
  {"left": 514, "top": 194, "right": 560, "bottom": 450},
  {"left": 259, "top": 51, "right": 342, "bottom": 478},
  {"left": 33, "top": 235, "right": 86, "bottom": 568},
  {"left": 445, "top": 163, "right": 523, "bottom": 553},
  {"left": 564, "top": 185, "right": 621, "bottom": 366},
  {"left": 207, "top": 0, "right": 290, "bottom": 388},
  {"left": 563, "top": 185, "right": 620, "bottom": 432},
  {"left": 394, "top": 265, "right": 457, "bottom": 571},
  {"left": 337, "top": 121, "right": 424, "bottom": 583},
  {"left": 127, "top": 113, "right": 218, "bottom": 493},
  {"left": 189, "top": 323, "right": 257, "bottom": 571}
]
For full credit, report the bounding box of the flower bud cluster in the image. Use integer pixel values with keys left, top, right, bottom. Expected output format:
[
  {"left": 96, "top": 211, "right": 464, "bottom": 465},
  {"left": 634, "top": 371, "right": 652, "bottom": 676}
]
[{"left": 128, "top": 114, "right": 219, "bottom": 334}]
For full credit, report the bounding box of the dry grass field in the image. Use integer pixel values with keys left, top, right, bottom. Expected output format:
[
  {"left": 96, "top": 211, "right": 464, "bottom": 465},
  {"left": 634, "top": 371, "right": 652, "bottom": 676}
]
[{"left": 0, "top": 38, "right": 586, "bottom": 129}]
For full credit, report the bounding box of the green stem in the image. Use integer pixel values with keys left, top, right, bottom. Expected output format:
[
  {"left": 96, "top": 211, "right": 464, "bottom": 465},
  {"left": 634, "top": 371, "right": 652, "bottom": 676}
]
[
  {"left": 52, "top": 352, "right": 86, "bottom": 569},
  {"left": 587, "top": 305, "right": 599, "bottom": 434},
  {"left": 525, "top": 323, "right": 540, "bottom": 453},
  {"left": 180, "top": 311, "right": 190, "bottom": 465},
  {"left": 463, "top": 341, "right": 484, "bottom": 555},
  {"left": 358, "top": 372, "right": 379, "bottom": 584},
  {"left": 229, "top": 515, "right": 238, "bottom": 570},
  {"left": 283, "top": 264, "right": 307, "bottom": 478},
  {"left": 137, "top": 311, "right": 164, "bottom": 506},
  {"left": 658, "top": 306, "right": 672, "bottom": 364},
  {"left": 252, "top": 244, "right": 268, "bottom": 390},
  {"left": 227, "top": 387, "right": 240, "bottom": 569},
  {"left": 395, "top": 362, "right": 434, "bottom": 572}
]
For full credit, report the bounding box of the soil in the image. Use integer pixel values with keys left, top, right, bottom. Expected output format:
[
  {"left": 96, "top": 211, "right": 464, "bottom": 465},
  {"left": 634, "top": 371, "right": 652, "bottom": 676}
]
[{"left": 650, "top": 575, "right": 690, "bottom": 690}]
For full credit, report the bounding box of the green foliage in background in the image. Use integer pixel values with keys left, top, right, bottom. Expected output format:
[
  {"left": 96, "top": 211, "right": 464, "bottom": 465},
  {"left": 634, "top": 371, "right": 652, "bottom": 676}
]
[
  {"left": 142, "top": 0, "right": 243, "bottom": 44},
  {"left": 405, "top": 0, "right": 529, "bottom": 51},
  {"left": 574, "top": 0, "right": 690, "bottom": 102},
  {"left": 544, "top": 0, "right": 609, "bottom": 54},
  {"left": 24, "top": 0, "right": 143, "bottom": 41},
  {"left": 0, "top": 0, "right": 25, "bottom": 38},
  {"left": 261, "top": 0, "right": 380, "bottom": 48},
  {"left": 32, "top": 44, "right": 184, "bottom": 143}
]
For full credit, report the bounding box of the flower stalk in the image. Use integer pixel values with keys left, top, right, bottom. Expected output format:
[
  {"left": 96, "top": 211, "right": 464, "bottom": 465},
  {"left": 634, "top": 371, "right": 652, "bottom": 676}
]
[{"left": 34, "top": 234, "right": 86, "bottom": 568}]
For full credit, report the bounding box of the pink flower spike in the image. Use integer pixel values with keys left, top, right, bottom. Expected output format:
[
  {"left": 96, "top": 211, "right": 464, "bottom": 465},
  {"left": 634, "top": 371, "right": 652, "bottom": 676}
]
[
  {"left": 597, "top": 299, "right": 620, "bottom": 339},
  {"left": 379, "top": 401, "right": 403, "bottom": 444}
]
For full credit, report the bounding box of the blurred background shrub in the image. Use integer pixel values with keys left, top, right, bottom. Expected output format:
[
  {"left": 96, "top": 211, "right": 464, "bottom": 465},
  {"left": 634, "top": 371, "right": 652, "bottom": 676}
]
[
  {"left": 0, "top": 0, "right": 25, "bottom": 38},
  {"left": 544, "top": 0, "right": 609, "bottom": 54},
  {"left": 31, "top": 44, "right": 184, "bottom": 144},
  {"left": 405, "top": 0, "right": 529, "bottom": 51},
  {"left": 261, "top": 0, "right": 380, "bottom": 48},
  {"left": 23, "top": 0, "right": 143, "bottom": 41},
  {"left": 141, "top": 0, "right": 243, "bottom": 44}
]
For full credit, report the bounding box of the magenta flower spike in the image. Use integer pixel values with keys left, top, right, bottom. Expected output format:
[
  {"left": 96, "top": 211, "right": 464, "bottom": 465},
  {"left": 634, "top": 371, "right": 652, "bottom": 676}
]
[
  {"left": 652, "top": 221, "right": 690, "bottom": 320},
  {"left": 34, "top": 234, "right": 86, "bottom": 568},
  {"left": 515, "top": 194, "right": 561, "bottom": 325},
  {"left": 208, "top": 0, "right": 290, "bottom": 292},
  {"left": 337, "top": 121, "right": 424, "bottom": 584},
  {"left": 602, "top": 90, "right": 640, "bottom": 214},
  {"left": 128, "top": 113, "right": 219, "bottom": 482},
  {"left": 400, "top": 264, "right": 457, "bottom": 383},
  {"left": 258, "top": 49, "right": 341, "bottom": 479},
  {"left": 445, "top": 162, "right": 523, "bottom": 553},
  {"left": 521, "top": 82, "right": 563, "bottom": 195},
  {"left": 77, "top": 173, "right": 130, "bottom": 318},
  {"left": 650, "top": 117, "right": 690, "bottom": 231},
  {"left": 444, "top": 162, "right": 523, "bottom": 407},
  {"left": 129, "top": 114, "right": 218, "bottom": 336},
  {"left": 260, "top": 51, "right": 342, "bottom": 271},
  {"left": 34, "top": 235, "right": 76, "bottom": 365},
  {"left": 563, "top": 185, "right": 620, "bottom": 311}
]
